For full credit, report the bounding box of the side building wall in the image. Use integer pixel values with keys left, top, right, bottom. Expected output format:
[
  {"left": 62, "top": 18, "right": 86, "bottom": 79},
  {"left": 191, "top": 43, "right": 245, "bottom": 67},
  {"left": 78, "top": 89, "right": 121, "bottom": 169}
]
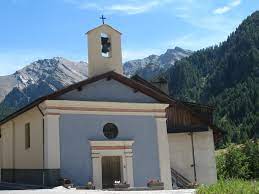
[
  {"left": 0, "top": 107, "right": 44, "bottom": 185},
  {"left": 168, "top": 130, "right": 217, "bottom": 185}
]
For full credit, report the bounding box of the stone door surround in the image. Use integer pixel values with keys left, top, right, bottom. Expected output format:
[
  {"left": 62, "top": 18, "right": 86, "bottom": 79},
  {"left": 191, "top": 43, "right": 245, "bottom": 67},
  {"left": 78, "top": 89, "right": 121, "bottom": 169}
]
[{"left": 89, "top": 140, "right": 134, "bottom": 189}]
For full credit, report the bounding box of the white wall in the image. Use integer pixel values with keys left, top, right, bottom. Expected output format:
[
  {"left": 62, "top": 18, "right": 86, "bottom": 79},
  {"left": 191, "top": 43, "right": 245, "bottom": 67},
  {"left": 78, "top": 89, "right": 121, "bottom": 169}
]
[
  {"left": 1, "top": 122, "right": 14, "bottom": 169},
  {"left": 156, "top": 118, "right": 172, "bottom": 189},
  {"left": 168, "top": 130, "right": 217, "bottom": 185},
  {"left": 193, "top": 130, "right": 217, "bottom": 184},
  {"left": 168, "top": 133, "right": 194, "bottom": 181},
  {"left": 0, "top": 107, "right": 43, "bottom": 170}
]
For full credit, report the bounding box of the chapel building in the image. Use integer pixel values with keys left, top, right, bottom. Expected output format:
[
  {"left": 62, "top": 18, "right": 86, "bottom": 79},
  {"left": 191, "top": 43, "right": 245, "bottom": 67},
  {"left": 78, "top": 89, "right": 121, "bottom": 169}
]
[{"left": 0, "top": 23, "right": 223, "bottom": 189}]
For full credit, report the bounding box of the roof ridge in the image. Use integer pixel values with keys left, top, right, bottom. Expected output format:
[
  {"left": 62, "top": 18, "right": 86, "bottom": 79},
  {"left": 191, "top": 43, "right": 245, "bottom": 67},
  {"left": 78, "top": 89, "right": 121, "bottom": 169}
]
[{"left": 86, "top": 24, "right": 122, "bottom": 35}]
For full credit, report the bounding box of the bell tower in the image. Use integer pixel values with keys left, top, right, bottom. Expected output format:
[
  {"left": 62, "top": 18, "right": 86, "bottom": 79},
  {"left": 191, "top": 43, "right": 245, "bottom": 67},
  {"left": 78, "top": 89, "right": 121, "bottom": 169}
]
[{"left": 86, "top": 22, "right": 123, "bottom": 77}]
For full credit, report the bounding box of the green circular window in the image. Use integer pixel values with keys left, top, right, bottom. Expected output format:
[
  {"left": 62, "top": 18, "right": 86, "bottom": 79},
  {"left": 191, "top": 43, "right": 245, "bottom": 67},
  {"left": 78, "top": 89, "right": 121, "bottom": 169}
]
[{"left": 103, "top": 123, "right": 118, "bottom": 139}]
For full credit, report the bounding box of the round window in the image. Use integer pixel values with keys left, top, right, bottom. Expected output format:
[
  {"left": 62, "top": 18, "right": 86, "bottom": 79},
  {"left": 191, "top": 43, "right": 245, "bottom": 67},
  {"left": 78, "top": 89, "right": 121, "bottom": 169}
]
[{"left": 103, "top": 123, "right": 118, "bottom": 139}]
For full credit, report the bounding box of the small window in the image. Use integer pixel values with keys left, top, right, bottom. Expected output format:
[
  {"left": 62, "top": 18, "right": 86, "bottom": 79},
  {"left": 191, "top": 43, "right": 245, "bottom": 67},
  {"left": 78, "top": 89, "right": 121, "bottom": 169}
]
[
  {"left": 25, "top": 123, "right": 30, "bottom": 149},
  {"left": 103, "top": 123, "right": 118, "bottom": 139}
]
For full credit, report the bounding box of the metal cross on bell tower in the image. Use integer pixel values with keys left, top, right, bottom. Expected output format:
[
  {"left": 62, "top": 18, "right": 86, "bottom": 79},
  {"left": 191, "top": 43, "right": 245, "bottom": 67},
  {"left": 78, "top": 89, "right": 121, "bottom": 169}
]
[{"left": 100, "top": 14, "right": 106, "bottom": 25}]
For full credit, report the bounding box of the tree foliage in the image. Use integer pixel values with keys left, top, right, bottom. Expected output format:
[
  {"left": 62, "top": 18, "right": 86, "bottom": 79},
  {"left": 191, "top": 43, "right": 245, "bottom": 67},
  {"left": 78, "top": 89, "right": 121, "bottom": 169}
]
[
  {"left": 216, "top": 141, "right": 259, "bottom": 180},
  {"left": 169, "top": 11, "right": 259, "bottom": 145}
]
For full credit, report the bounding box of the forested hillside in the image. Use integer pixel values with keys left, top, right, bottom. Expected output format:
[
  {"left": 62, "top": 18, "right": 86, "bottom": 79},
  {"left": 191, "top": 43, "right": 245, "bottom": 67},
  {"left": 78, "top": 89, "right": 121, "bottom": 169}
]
[{"left": 169, "top": 11, "right": 259, "bottom": 145}]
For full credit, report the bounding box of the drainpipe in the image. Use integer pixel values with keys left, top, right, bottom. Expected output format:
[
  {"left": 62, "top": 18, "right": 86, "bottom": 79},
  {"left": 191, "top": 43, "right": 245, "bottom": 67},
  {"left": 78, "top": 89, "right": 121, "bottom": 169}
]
[
  {"left": 11, "top": 121, "right": 15, "bottom": 183},
  {"left": 37, "top": 105, "right": 45, "bottom": 186},
  {"left": 190, "top": 132, "right": 197, "bottom": 183}
]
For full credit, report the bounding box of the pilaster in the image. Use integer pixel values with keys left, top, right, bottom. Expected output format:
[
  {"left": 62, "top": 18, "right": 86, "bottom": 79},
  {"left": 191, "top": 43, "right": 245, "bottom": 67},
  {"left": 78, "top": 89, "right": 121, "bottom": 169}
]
[
  {"left": 91, "top": 153, "right": 102, "bottom": 189},
  {"left": 125, "top": 151, "right": 134, "bottom": 187},
  {"left": 156, "top": 117, "right": 172, "bottom": 189},
  {"left": 44, "top": 114, "right": 60, "bottom": 169}
]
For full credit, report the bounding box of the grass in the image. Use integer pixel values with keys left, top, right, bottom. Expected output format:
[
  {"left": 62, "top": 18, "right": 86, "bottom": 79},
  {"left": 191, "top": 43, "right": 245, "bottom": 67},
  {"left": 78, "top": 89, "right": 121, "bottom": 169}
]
[{"left": 197, "top": 179, "right": 259, "bottom": 194}]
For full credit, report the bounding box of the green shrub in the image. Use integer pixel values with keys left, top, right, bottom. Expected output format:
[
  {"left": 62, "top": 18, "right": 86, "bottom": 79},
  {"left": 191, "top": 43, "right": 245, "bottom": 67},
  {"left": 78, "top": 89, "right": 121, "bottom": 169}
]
[
  {"left": 216, "top": 144, "right": 250, "bottom": 179},
  {"left": 197, "top": 179, "right": 259, "bottom": 194},
  {"left": 216, "top": 153, "right": 226, "bottom": 179},
  {"left": 243, "top": 140, "right": 259, "bottom": 179},
  {"left": 224, "top": 145, "right": 250, "bottom": 179},
  {"left": 216, "top": 141, "right": 259, "bottom": 179}
]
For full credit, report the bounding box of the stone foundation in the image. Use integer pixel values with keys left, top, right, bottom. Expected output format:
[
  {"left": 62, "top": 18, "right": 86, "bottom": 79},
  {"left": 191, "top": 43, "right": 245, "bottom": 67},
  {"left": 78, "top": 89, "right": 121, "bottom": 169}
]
[{"left": 1, "top": 169, "right": 60, "bottom": 187}]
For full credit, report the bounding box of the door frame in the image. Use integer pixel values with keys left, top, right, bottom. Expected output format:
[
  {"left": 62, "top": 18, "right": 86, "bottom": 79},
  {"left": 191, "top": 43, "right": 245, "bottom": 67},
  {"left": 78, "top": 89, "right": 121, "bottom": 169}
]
[{"left": 89, "top": 140, "right": 134, "bottom": 189}]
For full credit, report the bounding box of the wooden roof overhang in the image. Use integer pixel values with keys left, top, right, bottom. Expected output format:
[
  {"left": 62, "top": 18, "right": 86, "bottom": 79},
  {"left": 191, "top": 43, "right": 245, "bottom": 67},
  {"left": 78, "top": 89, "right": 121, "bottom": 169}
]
[
  {"left": 167, "top": 125, "right": 209, "bottom": 133},
  {"left": 132, "top": 74, "right": 225, "bottom": 141}
]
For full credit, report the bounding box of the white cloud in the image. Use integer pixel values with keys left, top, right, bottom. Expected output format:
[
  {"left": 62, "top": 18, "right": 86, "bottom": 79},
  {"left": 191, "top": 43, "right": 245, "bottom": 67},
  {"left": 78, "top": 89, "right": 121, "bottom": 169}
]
[
  {"left": 213, "top": 6, "right": 231, "bottom": 14},
  {"left": 172, "top": 0, "right": 241, "bottom": 33},
  {"left": 108, "top": 1, "right": 160, "bottom": 15},
  {"left": 66, "top": 0, "right": 173, "bottom": 15},
  {"left": 65, "top": 0, "right": 241, "bottom": 34},
  {"left": 213, "top": 0, "right": 241, "bottom": 15},
  {"left": 230, "top": 0, "right": 241, "bottom": 7}
]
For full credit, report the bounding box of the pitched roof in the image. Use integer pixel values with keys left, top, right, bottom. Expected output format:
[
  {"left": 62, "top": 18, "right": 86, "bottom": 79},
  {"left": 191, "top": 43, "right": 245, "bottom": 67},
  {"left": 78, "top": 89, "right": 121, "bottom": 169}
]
[
  {"left": 131, "top": 74, "right": 224, "bottom": 134},
  {"left": 131, "top": 75, "right": 169, "bottom": 96},
  {"left": 0, "top": 71, "right": 172, "bottom": 125},
  {"left": 0, "top": 71, "right": 225, "bottom": 135}
]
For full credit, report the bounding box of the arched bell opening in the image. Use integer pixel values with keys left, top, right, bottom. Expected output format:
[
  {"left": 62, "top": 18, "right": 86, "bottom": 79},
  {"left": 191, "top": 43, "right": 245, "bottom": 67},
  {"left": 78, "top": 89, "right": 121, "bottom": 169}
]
[{"left": 100, "top": 32, "right": 112, "bottom": 58}]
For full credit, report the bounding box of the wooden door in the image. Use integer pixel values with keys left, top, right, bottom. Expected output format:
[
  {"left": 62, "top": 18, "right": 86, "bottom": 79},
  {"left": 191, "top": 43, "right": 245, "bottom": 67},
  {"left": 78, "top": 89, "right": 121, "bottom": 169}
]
[{"left": 102, "top": 156, "right": 121, "bottom": 189}]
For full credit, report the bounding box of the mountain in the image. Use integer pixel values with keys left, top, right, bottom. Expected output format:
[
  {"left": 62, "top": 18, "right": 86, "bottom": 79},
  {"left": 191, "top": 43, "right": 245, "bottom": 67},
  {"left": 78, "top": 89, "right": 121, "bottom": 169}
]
[
  {"left": 0, "top": 57, "right": 87, "bottom": 119},
  {"left": 123, "top": 47, "right": 192, "bottom": 79},
  {"left": 168, "top": 11, "right": 259, "bottom": 145}
]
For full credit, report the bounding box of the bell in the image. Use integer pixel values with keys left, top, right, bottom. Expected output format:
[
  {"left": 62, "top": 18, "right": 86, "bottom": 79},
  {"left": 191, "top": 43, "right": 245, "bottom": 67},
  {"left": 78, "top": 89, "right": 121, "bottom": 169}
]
[
  {"left": 101, "top": 37, "right": 111, "bottom": 53},
  {"left": 102, "top": 45, "right": 110, "bottom": 53},
  {"left": 101, "top": 37, "right": 109, "bottom": 45}
]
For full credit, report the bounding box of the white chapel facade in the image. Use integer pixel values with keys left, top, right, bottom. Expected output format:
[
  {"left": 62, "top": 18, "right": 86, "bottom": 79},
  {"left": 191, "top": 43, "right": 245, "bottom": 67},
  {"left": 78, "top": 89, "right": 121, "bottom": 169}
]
[{"left": 0, "top": 23, "right": 220, "bottom": 190}]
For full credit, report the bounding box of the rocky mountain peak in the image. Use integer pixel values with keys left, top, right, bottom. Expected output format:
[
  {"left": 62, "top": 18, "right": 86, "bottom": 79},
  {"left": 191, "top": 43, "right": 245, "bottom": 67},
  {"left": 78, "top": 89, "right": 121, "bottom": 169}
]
[
  {"left": 123, "top": 46, "right": 192, "bottom": 78},
  {"left": 0, "top": 57, "right": 88, "bottom": 104},
  {"left": 164, "top": 47, "right": 192, "bottom": 57}
]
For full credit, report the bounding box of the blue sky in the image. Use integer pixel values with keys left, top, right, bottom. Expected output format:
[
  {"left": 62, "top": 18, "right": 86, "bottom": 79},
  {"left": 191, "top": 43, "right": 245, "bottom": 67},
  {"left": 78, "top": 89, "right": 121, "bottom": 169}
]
[{"left": 0, "top": 0, "right": 258, "bottom": 75}]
